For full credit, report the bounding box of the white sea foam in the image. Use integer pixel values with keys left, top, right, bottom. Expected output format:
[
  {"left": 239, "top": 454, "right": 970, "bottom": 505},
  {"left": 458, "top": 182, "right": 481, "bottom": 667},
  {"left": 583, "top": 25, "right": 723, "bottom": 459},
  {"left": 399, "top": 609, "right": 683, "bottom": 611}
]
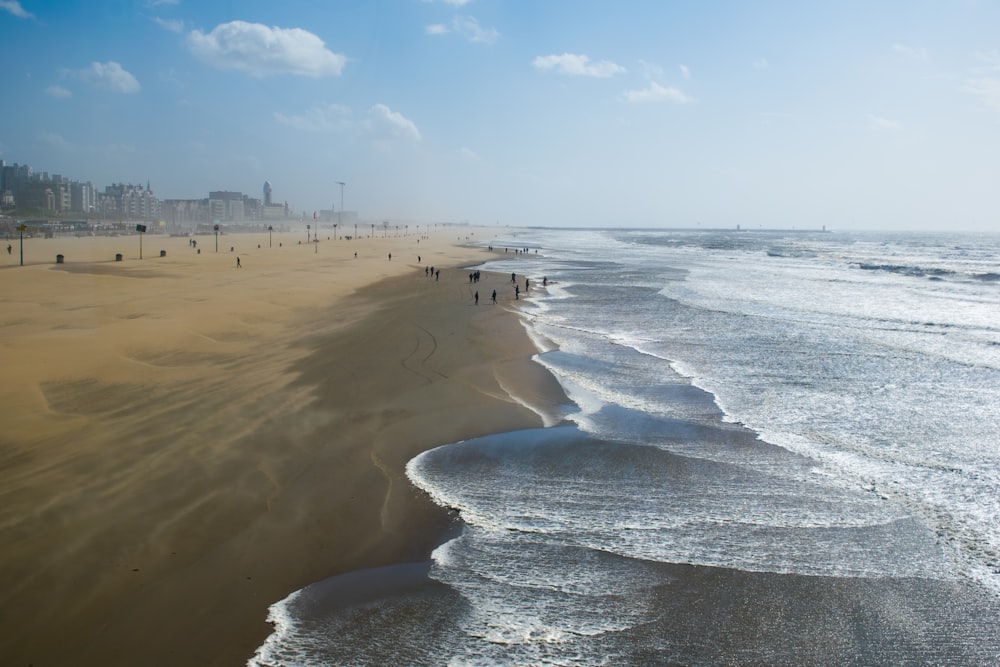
[{"left": 246, "top": 589, "right": 303, "bottom": 667}]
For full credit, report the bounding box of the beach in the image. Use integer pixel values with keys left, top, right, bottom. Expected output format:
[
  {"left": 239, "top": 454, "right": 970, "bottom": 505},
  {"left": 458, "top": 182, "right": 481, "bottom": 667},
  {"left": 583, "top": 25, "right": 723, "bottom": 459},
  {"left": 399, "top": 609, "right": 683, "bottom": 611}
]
[{"left": 0, "top": 228, "right": 562, "bottom": 666}]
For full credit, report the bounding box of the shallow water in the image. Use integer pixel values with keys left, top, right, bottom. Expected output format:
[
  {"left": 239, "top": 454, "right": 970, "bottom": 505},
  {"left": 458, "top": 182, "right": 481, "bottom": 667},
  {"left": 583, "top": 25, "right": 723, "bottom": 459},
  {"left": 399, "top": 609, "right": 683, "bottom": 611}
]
[{"left": 251, "top": 229, "right": 1000, "bottom": 665}]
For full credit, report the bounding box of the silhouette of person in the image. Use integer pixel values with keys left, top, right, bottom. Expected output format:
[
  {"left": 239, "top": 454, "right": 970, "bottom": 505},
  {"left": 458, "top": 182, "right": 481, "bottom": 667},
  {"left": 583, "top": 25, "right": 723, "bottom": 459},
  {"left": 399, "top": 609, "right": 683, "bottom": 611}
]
[
  {"left": 475, "top": 290, "right": 479, "bottom": 305},
  {"left": 491, "top": 289, "right": 497, "bottom": 304},
  {"left": 236, "top": 257, "right": 241, "bottom": 268}
]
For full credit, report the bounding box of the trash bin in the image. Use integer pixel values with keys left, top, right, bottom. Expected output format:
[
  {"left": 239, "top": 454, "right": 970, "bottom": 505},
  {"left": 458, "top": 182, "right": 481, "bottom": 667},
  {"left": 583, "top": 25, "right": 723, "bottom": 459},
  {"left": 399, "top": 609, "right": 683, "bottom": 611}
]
[
  {"left": 56, "top": 254, "right": 64, "bottom": 264},
  {"left": 115, "top": 253, "right": 123, "bottom": 262},
  {"left": 160, "top": 250, "right": 166, "bottom": 257}
]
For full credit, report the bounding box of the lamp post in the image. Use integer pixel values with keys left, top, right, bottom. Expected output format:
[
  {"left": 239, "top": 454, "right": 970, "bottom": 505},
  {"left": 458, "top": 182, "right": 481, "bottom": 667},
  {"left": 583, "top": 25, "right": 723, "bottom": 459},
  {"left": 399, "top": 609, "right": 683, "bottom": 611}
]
[
  {"left": 335, "top": 181, "right": 345, "bottom": 241},
  {"left": 268, "top": 225, "right": 273, "bottom": 248},
  {"left": 214, "top": 224, "right": 219, "bottom": 252},
  {"left": 306, "top": 224, "right": 310, "bottom": 243},
  {"left": 17, "top": 223, "right": 25, "bottom": 266}
]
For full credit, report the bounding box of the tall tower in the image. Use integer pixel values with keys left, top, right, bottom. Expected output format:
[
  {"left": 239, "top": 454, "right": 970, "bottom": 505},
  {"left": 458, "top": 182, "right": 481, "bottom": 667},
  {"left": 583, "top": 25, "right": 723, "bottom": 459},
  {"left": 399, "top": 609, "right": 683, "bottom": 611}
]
[{"left": 263, "top": 180, "right": 272, "bottom": 206}]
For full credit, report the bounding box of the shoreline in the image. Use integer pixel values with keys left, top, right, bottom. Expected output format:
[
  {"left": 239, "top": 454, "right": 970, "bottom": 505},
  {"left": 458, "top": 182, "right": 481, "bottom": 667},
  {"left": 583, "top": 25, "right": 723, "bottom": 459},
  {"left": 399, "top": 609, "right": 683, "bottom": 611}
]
[{"left": 0, "top": 231, "right": 567, "bottom": 666}]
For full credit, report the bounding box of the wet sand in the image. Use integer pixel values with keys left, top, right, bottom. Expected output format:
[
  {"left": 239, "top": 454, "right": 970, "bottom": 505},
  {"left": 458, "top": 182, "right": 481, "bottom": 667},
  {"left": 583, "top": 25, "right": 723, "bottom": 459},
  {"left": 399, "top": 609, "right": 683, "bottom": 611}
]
[{"left": 0, "top": 229, "right": 564, "bottom": 666}]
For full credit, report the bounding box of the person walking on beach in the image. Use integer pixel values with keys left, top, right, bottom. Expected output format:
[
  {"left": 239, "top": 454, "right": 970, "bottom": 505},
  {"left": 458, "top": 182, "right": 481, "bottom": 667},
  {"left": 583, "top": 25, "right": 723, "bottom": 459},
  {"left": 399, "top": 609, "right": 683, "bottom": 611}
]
[
  {"left": 236, "top": 257, "right": 241, "bottom": 268},
  {"left": 491, "top": 289, "right": 497, "bottom": 304},
  {"left": 475, "top": 290, "right": 479, "bottom": 305},
  {"left": 388, "top": 253, "right": 392, "bottom": 261},
  {"left": 515, "top": 285, "right": 520, "bottom": 300}
]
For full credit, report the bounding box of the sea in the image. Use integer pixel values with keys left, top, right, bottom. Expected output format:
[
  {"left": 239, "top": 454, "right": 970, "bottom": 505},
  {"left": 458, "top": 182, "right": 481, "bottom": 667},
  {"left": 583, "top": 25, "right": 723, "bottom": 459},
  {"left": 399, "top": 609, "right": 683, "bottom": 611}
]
[{"left": 251, "top": 228, "right": 1000, "bottom": 666}]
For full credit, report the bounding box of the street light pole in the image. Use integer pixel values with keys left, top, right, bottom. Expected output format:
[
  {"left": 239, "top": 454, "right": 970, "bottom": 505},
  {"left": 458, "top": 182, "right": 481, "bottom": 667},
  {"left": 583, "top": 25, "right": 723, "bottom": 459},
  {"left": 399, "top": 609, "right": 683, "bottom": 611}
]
[
  {"left": 17, "top": 224, "right": 25, "bottom": 266},
  {"left": 335, "top": 181, "right": 345, "bottom": 241}
]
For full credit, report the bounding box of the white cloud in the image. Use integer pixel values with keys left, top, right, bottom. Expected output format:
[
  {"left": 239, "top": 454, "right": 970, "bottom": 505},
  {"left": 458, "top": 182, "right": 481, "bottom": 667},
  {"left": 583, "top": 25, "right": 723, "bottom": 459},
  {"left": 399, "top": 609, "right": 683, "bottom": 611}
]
[
  {"left": 866, "top": 113, "right": 903, "bottom": 131},
  {"left": 892, "top": 43, "right": 928, "bottom": 62},
  {"left": 624, "top": 82, "right": 692, "bottom": 104},
  {"left": 153, "top": 16, "right": 184, "bottom": 33},
  {"left": 637, "top": 60, "right": 664, "bottom": 79},
  {"left": 188, "top": 21, "right": 346, "bottom": 77},
  {"left": 961, "top": 53, "right": 1000, "bottom": 114},
  {"left": 453, "top": 16, "right": 498, "bottom": 43},
  {"left": 962, "top": 77, "right": 1000, "bottom": 113},
  {"left": 366, "top": 104, "right": 421, "bottom": 141},
  {"left": 679, "top": 64, "right": 691, "bottom": 79},
  {"left": 274, "top": 103, "right": 353, "bottom": 132},
  {"left": 533, "top": 53, "right": 626, "bottom": 78},
  {"left": 427, "top": 16, "right": 498, "bottom": 43},
  {"left": 458, "top": 146, "right": 479, "bottom": 160},
  {"left": 753, "top": 57, "right": 769, "bottom": 69},
  {"left": 76, "top": 61, "right": 141, "bottom": 94},
  {"left": 45, "top": 85, "right": 72, "bottom": 99},
  {"left": 0, "top": 0, "right": 33, "bottom": 19}
]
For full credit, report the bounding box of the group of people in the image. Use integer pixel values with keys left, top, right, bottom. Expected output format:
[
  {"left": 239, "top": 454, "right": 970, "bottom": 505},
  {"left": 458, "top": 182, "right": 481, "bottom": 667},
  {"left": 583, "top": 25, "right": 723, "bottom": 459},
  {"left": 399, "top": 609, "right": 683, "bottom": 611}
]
[
  {"left": 467, "top": 271, "right": 543, "bottom": 305},
  {"left": 473, "top": 289, "right": 499, "bottom": 305}
]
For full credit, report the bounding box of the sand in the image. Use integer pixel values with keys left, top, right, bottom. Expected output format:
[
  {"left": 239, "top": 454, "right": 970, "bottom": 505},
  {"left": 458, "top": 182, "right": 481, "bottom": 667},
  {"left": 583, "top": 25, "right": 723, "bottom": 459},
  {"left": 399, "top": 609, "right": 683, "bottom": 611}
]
[{"left": 0, "top": 227, "right": 565, "bottom": 666}]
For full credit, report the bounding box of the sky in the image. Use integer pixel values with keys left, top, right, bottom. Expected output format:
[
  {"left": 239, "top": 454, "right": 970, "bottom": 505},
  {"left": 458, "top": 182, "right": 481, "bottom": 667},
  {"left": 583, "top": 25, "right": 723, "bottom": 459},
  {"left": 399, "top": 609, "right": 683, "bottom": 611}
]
[{"left": 1, "top": 0, "right": 999, "bottom": 231}]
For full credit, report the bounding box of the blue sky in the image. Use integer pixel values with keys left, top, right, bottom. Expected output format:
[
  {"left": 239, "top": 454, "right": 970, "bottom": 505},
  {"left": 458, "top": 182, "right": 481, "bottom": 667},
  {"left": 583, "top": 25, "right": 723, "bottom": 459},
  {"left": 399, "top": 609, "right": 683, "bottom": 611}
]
[{"left": 2, "top": 0, "right": 999, "bottom": 231}]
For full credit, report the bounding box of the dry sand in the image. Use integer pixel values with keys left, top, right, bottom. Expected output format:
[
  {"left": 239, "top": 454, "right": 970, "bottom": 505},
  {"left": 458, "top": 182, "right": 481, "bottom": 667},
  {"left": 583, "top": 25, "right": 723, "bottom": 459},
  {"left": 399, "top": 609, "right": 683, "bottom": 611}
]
[{"left": 0, "top": 228, "right": 565, "bottom": 666}]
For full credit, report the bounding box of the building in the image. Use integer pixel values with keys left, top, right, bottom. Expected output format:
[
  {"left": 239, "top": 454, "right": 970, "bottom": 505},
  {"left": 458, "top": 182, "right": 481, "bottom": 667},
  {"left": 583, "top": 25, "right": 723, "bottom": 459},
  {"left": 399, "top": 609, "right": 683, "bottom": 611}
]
[
  {"left": 99, "top": 183, "right": 160, "bottom": 220},
  {"left": 208, "top": 191, "right": 245, "bottom": 223}
]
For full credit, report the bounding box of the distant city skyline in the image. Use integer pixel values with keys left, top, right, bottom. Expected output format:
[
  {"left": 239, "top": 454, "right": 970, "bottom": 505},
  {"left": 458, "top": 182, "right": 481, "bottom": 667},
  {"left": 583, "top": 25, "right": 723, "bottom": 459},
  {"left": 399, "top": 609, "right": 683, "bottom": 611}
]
[
  {"left": 2, "top": 1, "right": 999, "bottom": 231},
  {"left": 0, "top": 157, "right": 332, "bottom": 229}
]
